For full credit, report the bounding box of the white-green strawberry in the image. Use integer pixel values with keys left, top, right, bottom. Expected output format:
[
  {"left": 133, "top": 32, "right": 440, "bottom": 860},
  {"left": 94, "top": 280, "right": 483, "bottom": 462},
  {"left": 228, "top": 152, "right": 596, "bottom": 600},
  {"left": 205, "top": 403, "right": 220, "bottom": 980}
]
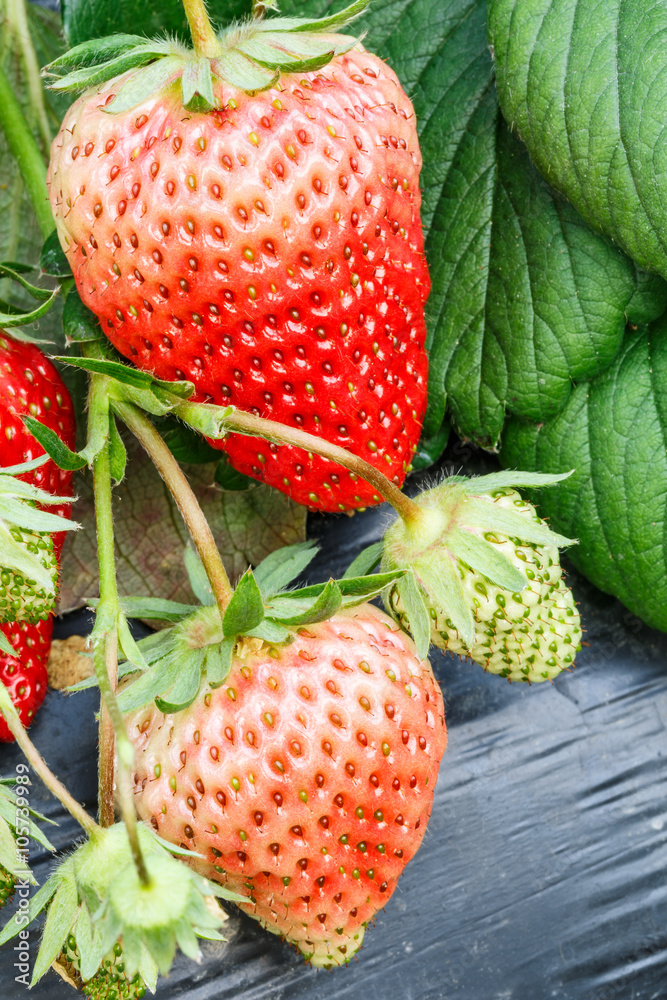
[
  {"left": 0, "top": 461, "right": 79, "bottom": 624},
  {"left": 0, "top": 521, "right": 58, "bottom": 624},
  {"left": 382, "top": 472, "right": 582, "bottom": 683}
]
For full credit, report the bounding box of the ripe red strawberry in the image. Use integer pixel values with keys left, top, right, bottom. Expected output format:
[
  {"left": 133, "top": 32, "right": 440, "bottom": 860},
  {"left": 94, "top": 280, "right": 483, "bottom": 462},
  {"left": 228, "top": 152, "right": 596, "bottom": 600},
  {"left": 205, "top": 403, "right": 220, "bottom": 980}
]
[
  {"left": 47, "top": 17, "right": 430, "bottom": 511},
  {"left": 0, "top": 333, "right": 76, "bottom": 559},
  {"left": 0, "top": 333, "right": 75, "bottom": 735},
  {"left": 127, "top": 605, "right": 446, "bottom": 967},
  {"left": 0, "top": 617, "right": 52, "bottom": 743}
]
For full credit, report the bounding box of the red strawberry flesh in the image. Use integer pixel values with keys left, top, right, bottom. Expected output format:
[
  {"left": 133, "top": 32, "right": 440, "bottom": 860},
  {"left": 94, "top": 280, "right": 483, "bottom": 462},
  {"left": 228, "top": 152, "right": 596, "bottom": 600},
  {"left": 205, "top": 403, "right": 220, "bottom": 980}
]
[
  {"left": 0, "top": 333, "right": 76, "bottom": 557},
  {"left": 0, "top": 618, "right": 52, "bottom": 743}
]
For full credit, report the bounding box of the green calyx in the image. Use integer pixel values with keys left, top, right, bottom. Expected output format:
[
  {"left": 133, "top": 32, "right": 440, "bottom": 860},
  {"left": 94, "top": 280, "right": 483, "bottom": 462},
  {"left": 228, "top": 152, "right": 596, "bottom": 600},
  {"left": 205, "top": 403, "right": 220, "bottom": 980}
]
[
  {"left": 43, "top": 0, "right": 369, "bottom": 112},
  {"left": 0, "top": 822, "right": 244, "bottom": 989},
  {"left": 0, "top": 459, "right": 80, "bottom": 623},
  {"left": 382, "top": 471, "right": 577, "bottom": 657},
  {"left": 107, "top": 540, "right": 404, "bottom": 715}
]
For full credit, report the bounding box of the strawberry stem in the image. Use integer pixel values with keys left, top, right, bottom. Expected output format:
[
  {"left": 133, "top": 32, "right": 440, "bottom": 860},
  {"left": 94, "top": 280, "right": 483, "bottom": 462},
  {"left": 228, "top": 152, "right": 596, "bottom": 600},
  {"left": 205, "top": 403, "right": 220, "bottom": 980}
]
[
  {"left": 90, "top": 385, "right": 150, "bottom": 885},
  {"left": 175, "top": 401, "right": 427, "bottom": 526},
  {"left": 92, "top": 459, "right": 151, "bottom": 885},
  {"left": 0, "top": 64, "right": 53, "bottom": 238},
  {"left": 113, "top": 399, "right": 234, "bottom": 615},
  {"left": 6, "top": 0, "right": 53, "bottom": 156},
  {"left": 0, "top": 681, "right": 99, "bottom": 836},
  {"left": 181, "top": 0, "right": 222, "bottom": 59}
]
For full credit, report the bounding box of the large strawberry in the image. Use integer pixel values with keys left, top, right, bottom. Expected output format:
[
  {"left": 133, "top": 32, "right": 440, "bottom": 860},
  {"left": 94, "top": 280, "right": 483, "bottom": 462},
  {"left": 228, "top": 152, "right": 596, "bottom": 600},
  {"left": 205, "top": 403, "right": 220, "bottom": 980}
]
[
  {"left": 126, "top": 604, "right": 447, "bottom": 967},
  {"left": 46, "top": 1, "right": 429, "bottom": 512},
  {"left": 0, "top": 618, "right": 52, "bottom": 743}
]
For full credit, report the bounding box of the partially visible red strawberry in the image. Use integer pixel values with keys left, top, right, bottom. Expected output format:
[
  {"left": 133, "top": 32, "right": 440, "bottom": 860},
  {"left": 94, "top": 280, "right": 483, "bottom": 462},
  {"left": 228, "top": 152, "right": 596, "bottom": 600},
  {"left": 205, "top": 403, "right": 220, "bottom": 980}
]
[
  {"left": 47, "top": 33, "right": 429, "bottom": 511},
  {"left": 0, "top": 333, "right": 76, "bottom": 558},
  {"left": 127, "top": 605, "right": 447, "bottom": 967},
  {"left": 0, "top": 617, "right": 52, "bottom": 743}
]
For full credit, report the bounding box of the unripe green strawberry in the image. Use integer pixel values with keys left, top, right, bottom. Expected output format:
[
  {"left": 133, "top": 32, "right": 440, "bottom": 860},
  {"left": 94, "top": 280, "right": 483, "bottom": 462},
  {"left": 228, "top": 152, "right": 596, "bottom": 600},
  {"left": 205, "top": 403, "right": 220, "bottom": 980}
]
[
  {"left": 60, "top": 937, "right": 148, "bottom": 1000},
  {"left": 0, "top": 864, "right": 15, "bottom": 908},
  {"left": 382, "top": 473, "right": 582, "bottom": 683},
  {"left": 0, "top": 523, "right": 57, "bottom": 624},
  {"left": 126, "top": 604, "right": 447, "bottom": 968}
]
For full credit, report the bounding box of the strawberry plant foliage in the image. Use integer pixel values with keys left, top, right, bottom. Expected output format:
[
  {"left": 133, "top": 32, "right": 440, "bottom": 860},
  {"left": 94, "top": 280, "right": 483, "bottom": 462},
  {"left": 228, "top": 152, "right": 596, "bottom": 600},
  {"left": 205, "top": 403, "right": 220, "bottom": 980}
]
[
  {"left": 489, "top": 0, "right": 667, "bottom": 282},
  {"left": 502, "top": 319, "right": 667, "bottom": 634}
]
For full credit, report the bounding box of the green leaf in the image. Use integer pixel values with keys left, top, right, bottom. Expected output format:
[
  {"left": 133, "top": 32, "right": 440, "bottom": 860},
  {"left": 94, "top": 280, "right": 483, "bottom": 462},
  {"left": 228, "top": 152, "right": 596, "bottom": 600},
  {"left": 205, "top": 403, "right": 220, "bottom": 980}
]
[
  {"left": 184, "top": 546, "right": 214, "bottom": 607},
  {"left": 31, "top": 875, "right": 79, "bottom": 985},
  {"left": 394, "top": 573, "right": 431, "bottom": 660},
  {"left": 501, "top": 320, "right": 667, "bottom": 632},
  {"left": 214, "top": 457, "right": 254, "bottom": 491},
  {"left": 117, "top": 613, "right": 149, "bottom": 671},
  {"left": 40, "top": 231, "right": 72, "bottom": 278},
  {"left": 222, "top": 570, "right": 265, "bottom": 638},
  {"left": 0, "top": 286, "right": 59, "bottom": 328},
  {"left": 266, "top": 578, "right": 342, "bottom": 626},
  {"left": 248, "top": 619, "right": 291, "bottom": 643},
  {"left": 343, "top": 541, "right": 383, "bottom": 579},
  {"left": 447, "top": 528, "right": 527, "bottom": 592},
  {"left": 0, "top": 3, "right": 68, "bottom": 347},
  {"left": 488, "top": 0, "right": 667, "bottom": 280},
  {"left": 289, "top": 570, "right": 405, "bottom": 607},
  {"left": 462, "top": 470, "right": 573, "bottom": 494},
  {"left": 425, "top": 110, "right": 666, "bottom": 445},
  {"left": 22, "top": 415, "right": 86, "bottom": 471},
  {"left": 0, "top": 496, "right": 77, "bottom": 533},
  {"left": 119, "top": 596, "right": 197, "bottom": 623},
  {"left": 0, "top": 631, "right": 16, "bottom": 657},
  {"left": 181, "top": 55, "right": 215, "bottom": 111},
  {"left": 62, "top": 289, "right": 103, "bottom": 343},
  {"left": 464, "top": 497, "right": 575, "bottom": 548},
  {"left": 203, "top": 637, "right": 234, "bottom": 687},
  {"left": 155, "top": 417, "right": 221, "bottom": 465},
  {"left": 0, "top": 454, "right": 49, "bottom": 477},
  {"left": 106, "top": 55, "right": 186, "bottom": 114},
  {"left": 155, "top": 653, "right": 203, "bottom": 713},
  {"left": 0, "top": 262, "right": 53, "bottom": 300},
  {"left": 117, "top": 652, "right": 181, "bottom": 713},
  {"left": 0, "top": 867, "right": 61, "bottom": 946},
  {"left": 108, "top": 416, "right": 127, "bottom": 483},
  {"left": 44, "top": 33, "right": 150, "bottom": 72},
  {"left": 253, "top": 540, "right": 318, "bottom": 598}
]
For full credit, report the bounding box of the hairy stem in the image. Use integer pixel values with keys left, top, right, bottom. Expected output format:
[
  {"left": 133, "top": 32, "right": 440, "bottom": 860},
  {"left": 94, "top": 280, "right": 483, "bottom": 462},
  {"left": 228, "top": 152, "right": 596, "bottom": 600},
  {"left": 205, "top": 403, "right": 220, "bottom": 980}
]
[
  {"left": 87, "top": 377, "right": 116, "bottom": 827},
  {"left": 181, "top": 0, "right": 221, "bottom": 58},
  {"left": 113, "top": 399, "right": 233, "bottom": 615},
  {"left": 7, "top": 0, "right": 53, "bottom": 154},
  {"left": 175, "top": 401, "right": 426, "bottom": 526},
  {"left": 0, "top": 65, "right": 53, "bottom": 238},
  {"left": 0, "top": 683, "right": 99, "bottom": 836},
  {"left": 91, "top": 404, "right": 150, "bottom": 885}
]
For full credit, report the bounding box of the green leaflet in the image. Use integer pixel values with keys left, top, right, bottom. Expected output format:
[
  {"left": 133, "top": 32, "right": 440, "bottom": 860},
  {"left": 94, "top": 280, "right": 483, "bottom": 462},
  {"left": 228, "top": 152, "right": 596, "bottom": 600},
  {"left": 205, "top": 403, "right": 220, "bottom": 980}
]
[
  {"left": 501, "top": 320, "right": 667, "bottom": 632},
  {"left": 393, "top": 573, "right": 431, "bottom": 660},
  {"left": 489, "top": 0, "right": 667, "bottom": 280}
]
